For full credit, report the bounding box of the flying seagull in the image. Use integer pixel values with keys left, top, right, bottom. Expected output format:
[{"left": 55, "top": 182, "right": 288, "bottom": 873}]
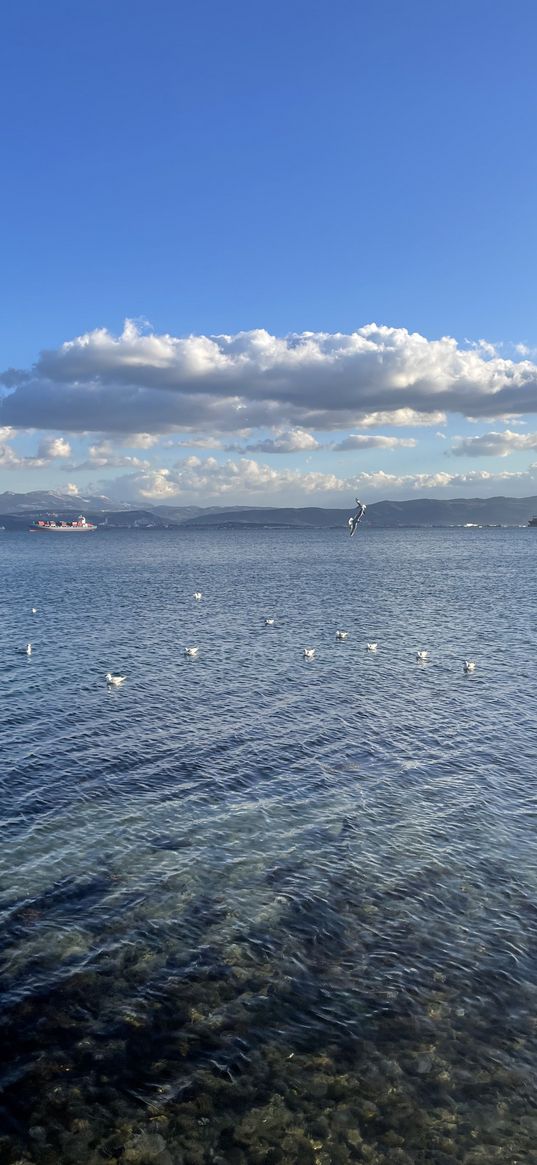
[{"left": 348, "top": 498, "right": 366, "bottom": 537}]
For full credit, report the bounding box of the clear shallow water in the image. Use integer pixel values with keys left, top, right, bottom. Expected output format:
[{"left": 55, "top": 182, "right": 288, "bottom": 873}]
[{"left": 1, "top": 526, "right": 537, "bottom": 1165}]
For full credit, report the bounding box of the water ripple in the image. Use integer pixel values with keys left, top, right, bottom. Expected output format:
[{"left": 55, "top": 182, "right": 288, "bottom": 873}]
[{"left": 1, "top": 527, "right": 537, "bottom": 1163}]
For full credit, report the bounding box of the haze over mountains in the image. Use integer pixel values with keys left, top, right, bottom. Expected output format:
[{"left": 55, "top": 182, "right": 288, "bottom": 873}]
[{"left": 0, "top": 490, "right": 536, "bottom": 529}]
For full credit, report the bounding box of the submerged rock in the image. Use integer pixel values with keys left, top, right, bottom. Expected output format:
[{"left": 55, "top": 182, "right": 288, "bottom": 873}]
[
  {"left": 123, "top": 1130, "right": 176, "bottom": 1164},
  {"left": 234, "top": 1094, "right": 293, "bottom": 1149}
]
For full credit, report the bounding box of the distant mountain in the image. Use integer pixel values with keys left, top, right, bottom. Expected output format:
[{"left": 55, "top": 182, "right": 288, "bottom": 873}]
[
  {"left": 1, "top": 490, "right": 537, "bottom": 528},
  {"left": 178, "top": 506, "right": 349, "bottom": 528},
  {"left": 151, "top": 504, "right": 267, "bottom": 521},
  {"left": 91, "top": 509, "right": 174, "bottom": 528},
  {"left": 362, "top": 495, "right": 537, "bottom": 527},
  {"left": 0, "top": 490, "right": 132, "bottom": 514},
  {"left": 177, "top": 496, "right": 537, "bottom": 529}
]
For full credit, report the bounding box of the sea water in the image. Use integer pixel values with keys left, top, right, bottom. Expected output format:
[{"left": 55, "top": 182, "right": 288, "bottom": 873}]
[{"left": 1, "top": 527, "right": 536, "bottom": 1164}]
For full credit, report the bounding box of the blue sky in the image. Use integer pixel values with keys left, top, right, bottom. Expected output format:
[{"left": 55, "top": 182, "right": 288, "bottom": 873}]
[{"left": 2, "top": 0, "right": 537, "bottom": 504}]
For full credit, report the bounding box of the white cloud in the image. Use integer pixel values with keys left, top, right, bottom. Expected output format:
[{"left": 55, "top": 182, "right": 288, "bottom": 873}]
[
  {"left": 232, "top": 428, "right": 320, "bottom": 454},
  {"left": 103, "top": 456, "right": 350, "bottom": 503},
  {"left": 451, "top": 429, "right": 537, "bottom": 457},
  {"left": 37, "top": 435, "right": 71, "bottom": 459},
  {"left": 331, "top": 434, "right": 416, "bottom": 451},
  {"left": 352, "top": 468, "right": 532, "bottom": 490},
  {"left": 467, "top": 339, "right": 499, "bottom": 358},
  {"left": 68, "top": 440, "right": 151, "bottom": 471},
  {"left": 0, "top": 443, "right": 26, "bottom": 469},
  {"left": 0, "top": 432, "right": 71, "bottom": 470},
  {"left": 3, "top": 320, "right": 537, "bottom": 436},
  {"left": 357, "top": 408, "right": 447, "bottom": 428},
  {"left": 124, "top": 432, "right": 161, "bottom": 449},
  {"left": 97, "top": 454, "right": 535, "bottom": 506}
]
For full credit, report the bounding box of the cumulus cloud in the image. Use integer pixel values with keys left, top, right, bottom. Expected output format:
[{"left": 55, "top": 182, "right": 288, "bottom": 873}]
[
  {"left": 451, "top": 429, "right": 537, "bottom": 457},
  {"left": 357, "top": 409, "right": 447, "bottom": 428},
  {"left": 123, "top": 432, "right": 161, "bottom": 449},
  {"left": 0, "top": 432, "right": 72, "bottom": 470},
  {"left": 67, "top": 440, "right": 151, "bottom": 471},
  {"left": 3, "top": 320, "right": 537, "bottom": 437},
  {"left": 331, "top": 434, "right": 416, "bottom": 451},
  {"left": 37, "top": 435, "right": 71, "bottom": 459},
  {"left": 231, "top": 428, "right": 320, "bottom": 454},
  {"left": 102, "top": 456, "right": 350, "bottom": 503},
  {"left": 0, "top": 443, "right": 26, "bottom": 469},
  {"left": 95, "top": 454, "right": 535, "bottom": 506},
  {"left": 354, "top": 468, "right": 531, "bottom": 490}
]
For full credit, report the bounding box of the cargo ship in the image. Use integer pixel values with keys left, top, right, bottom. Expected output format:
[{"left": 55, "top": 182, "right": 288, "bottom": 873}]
[{"left": 30, "top": 515, "right": 97, "bottom": 532}]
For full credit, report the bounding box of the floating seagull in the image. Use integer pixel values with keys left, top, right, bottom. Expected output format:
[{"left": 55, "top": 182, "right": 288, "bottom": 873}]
[
  {"left": 303, "top": 648, "right": 316, "bottom": 659},
  {"left": 264, "top": 618, "right": 275, "bottom": 626},
  {"left": 416, "top": 650, "right": 428, "bottom": 662},
  {"left": 336, "top": 630, "right": 349, "bottom": 640},
  {"left": 31, "top": 607, "right": 37, "bottom": 614},
  {"left": 193, "top": 592, "right": 203, "bottom": 601},
  {"left": 185, "top": 646, "right": 199, "bottom": 657},
  {"left": 366, "top": 642, "right": 378, "bottom": 652},
  {"left": 19, "top": 643, "right": 32, "bottom": 655},
  {"left": 463, "top": 660, "right": 476, "bottom": 673},
  {"left": 106, "top": 672, "right": 126, "bottom": 685}
]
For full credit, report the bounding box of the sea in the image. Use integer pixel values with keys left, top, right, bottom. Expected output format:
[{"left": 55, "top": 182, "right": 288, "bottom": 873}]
[{"left": 1, "top": 526, "right": 536, "bottom": 1165}]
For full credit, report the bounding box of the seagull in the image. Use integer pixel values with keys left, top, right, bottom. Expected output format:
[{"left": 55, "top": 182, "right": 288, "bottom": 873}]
[
  {"left": 303, "top": 648, "right": 316, "bottom": 659},
  {"left": 31, "top": 607, "right": 37, "bottom": 614},
  {"left": 185, "top": 646, "right": 199, "bottom": 657},
  {"left": 416, "top": 650, "right": 428, "bottom": 662},
  {"left": 366, "top": 643, "right": 378, "bottom": 652},
  {"left": 336, "top": 630, "right": 349, "bottom": 640},
  {"left": 106, "top": 672, "right": 126, "bottom": 685},
  {"left": 463, "top": 660, "right": 476, "bottom": 673},
  {"left": 193, "top": 592, "right": 203, "bottom": 601},
  {"left": 348, "top": 499, "right": 366, "bottom": 537},
  {"left": 19, "top": 643, "right": 32, "bottom": 655},
  {"left": 264, "top": 618, "right": 275, "bottom": 626}
]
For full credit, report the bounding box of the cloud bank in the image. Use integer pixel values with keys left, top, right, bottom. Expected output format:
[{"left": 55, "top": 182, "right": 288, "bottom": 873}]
[
  {"left": 97, "top": 455, "right": 533, "bottom": 505},
  {"left": 3, "top": 320, "right": 537, "bottom": 437}
]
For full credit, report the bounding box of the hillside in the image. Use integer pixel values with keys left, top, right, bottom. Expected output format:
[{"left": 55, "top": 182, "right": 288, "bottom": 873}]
[
  {"left": 178, "top": 496, "right": 537, "bottom": 528},
  {"left": 1, "top": 491, "right": 537, "bottom": 528}
]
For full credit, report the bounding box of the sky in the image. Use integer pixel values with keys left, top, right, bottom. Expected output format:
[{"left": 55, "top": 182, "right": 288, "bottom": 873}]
[{"left": 2, "top": 0, "right": 537, "bottom": 506}]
